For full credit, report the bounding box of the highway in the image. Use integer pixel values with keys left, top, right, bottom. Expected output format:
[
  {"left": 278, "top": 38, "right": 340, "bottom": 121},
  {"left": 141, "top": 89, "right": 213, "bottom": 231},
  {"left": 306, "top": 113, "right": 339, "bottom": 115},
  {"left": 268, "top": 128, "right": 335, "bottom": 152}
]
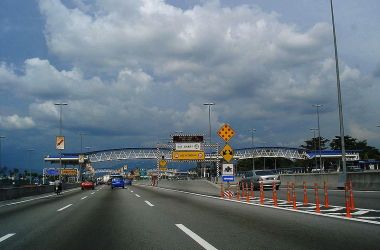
[{"left": 1, "top": 183, "right": 380, "bottom": 250}]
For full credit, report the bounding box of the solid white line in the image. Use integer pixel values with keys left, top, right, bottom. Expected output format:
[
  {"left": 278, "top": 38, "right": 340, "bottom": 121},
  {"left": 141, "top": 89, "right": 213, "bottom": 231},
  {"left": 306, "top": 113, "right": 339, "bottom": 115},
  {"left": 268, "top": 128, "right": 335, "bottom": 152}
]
[
  {"left": 144, "top": 200, "right": 154, "bottom": 207},
  {"left": 135, "top": 194, "right": 141, "bottom": 198},
  {"left": 176, "top": 224, "right": 218, "bottom": 250},
  {"left": 0, "top": 233, "right": 15, "bottom": 243},
  {"left": 81, "top": 196, "right": 88, "bottom": 200},
  {"left": 135, "top": 184, "right": 380, "bottom": 226},
  {"left": 357, "top": 217, "right": 380, "bottom": 220},
  {"left": 57, "top": 204, "right": 73, "bottom": 211},
  {"left": 91, "top": 192, "right": 95, "bottom": 195},
  {"left": 0, "top": 188, "right": 80, "bottom": 208}
]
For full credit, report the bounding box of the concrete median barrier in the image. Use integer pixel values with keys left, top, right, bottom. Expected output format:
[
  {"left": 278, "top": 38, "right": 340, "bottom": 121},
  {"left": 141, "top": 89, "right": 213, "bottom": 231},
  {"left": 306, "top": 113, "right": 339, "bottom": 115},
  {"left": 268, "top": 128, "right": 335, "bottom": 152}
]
[
  {"left": 0, "top": 183, "right": 80, "bottom": 201},
  {"left": 280, "top": 171, "right": 380, "bottom": 190}
]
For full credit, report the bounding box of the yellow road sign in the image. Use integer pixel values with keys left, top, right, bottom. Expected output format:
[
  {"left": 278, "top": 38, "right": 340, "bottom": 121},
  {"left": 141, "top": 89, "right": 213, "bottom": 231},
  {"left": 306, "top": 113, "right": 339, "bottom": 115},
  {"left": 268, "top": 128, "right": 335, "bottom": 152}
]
[
  {"left": 217, "top": 124, "right": 235, "bottom": 142},
  {"left": 172, "top": 151, "right": 205, "bottom": 161},
  {"left": 220, "top": 144, "right": 234, "bottom": 162},
  {"left": 56, "top": 136, "right": 65, "bottom": 150},
  {"left": 60, "top": 168, "right": 78, "bottom": 176},
  {"left": 159, "top": 160, "right": 167, "bottom": 167}
]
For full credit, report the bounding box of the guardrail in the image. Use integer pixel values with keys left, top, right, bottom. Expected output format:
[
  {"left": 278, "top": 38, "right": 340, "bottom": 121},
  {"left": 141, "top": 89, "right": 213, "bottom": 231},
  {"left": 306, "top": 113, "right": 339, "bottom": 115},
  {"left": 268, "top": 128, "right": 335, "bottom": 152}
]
[{"left": 0, "top": 183, "right": 80, "bottom": 201}]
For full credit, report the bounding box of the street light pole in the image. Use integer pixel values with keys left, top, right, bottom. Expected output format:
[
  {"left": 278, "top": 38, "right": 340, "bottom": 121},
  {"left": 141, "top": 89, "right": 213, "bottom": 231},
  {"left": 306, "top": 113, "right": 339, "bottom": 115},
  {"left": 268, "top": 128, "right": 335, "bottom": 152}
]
[
  {"left": 313, "top": 104, "right": 323, "bottom": 172},
  {"left": 203, "top": 103, "right": 215, "bottom": 144},
  {"left": 27, "top": 148, "right": 35, "bottom": 184},
  {"left": 249, "top": 129, "right": 256, "bottom": 171},
  {"left": 310, "top": 128, "right": 318, "bottom": 171},
  {"left": 55, "top": 103, "right": 68, "bottom": 181},
  {"left": 0, "top": 136, "right": 6, "bottom": 170},
  {"left": 330, "top": 0, "right": 347, "bottom": 185}
]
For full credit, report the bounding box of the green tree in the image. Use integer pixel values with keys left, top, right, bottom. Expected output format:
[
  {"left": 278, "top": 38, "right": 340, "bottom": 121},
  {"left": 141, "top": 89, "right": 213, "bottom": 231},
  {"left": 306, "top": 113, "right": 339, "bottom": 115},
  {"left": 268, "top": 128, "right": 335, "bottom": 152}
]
[
  {"left": 330, "top": 135, "right": 380, "bottom": 160},
  {"left": 300, "top": 137, "right": 329, "bottom": 151}
]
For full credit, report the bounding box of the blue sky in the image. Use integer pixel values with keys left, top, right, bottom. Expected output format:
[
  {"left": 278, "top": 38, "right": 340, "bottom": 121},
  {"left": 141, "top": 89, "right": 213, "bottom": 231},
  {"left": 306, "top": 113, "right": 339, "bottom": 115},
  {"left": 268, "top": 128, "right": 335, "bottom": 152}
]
[{"left": 0, "top": 0, "right": 379, "bottom": 172}]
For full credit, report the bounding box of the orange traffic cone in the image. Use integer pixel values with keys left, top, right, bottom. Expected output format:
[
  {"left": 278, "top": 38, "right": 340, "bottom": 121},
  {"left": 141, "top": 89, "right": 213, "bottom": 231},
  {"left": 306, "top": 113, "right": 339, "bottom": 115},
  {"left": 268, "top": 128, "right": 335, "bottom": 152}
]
[
  {"left": 324, "top": 181, "right": 329, "bottom": 208},
  {"left": 272, "top": 182, "right": 278, "bottom": 207},
  {"left": 349, "top": 180, "right": 355, "bottom": 210},
  {"left": 260, "top": 182, "right": 264, "bottom": 205},
  {"left": 246, "top": 183, "right": 250, "bottom": 202},
  {"left": 220, "top": 183, "right": 224, "bottom": 198},
  {"left": 345, "top": 182, "right": 352, "bottom": 218},
  {"left": 250, "top": 181, "right": 254, "bottom": 198},
  {"left": 287, "top": 182, "right": 291, "bottom": 203},
  {"left": 303, "top": 181, "right": 308, "bottom": 205},
  {"left": 292, "top": 183, "right": 297, "bottom": 209},
  {"left": 314, "top": 183, "right": 320, "bottom": 213}
]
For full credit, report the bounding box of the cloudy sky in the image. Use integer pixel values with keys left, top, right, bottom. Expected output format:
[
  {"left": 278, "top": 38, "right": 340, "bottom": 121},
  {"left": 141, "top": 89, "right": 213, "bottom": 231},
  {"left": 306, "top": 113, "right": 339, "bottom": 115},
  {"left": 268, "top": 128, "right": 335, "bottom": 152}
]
[{"left": 0, "top": 0, "right": 379, "bottom": 171}]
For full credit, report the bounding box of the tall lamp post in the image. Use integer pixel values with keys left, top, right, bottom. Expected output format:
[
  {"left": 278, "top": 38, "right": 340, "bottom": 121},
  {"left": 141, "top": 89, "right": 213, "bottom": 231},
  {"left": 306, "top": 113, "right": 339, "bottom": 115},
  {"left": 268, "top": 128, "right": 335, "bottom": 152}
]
[
  {"left": 203, "top": 103, "right": 215, "bottom": 144},
  {"left": 27, "top": 148, "right": 35, "bottom": 184},
  {"left": 330, "top": 0, "right": 347, "bottom": 185},
  {"left": 310, "top": 128, "right": 319, "bottom": 171},
  {"left": 55, "top": 103, "right": 68, "bottom": 181},
  {"left": 0, "top": 136, "right": 6, "bottom": 170},
  {"left": 312, "top": 104, "right": 323, "bottom": 172},
  {"left": 203, "top": 103, "right": 215, "bottom": 179},
  {"left": 249, "top": 128, "right": 256, "bottom": 171},
  {"left": 79, "top": 133, "right": 87, "bottom": 181}
]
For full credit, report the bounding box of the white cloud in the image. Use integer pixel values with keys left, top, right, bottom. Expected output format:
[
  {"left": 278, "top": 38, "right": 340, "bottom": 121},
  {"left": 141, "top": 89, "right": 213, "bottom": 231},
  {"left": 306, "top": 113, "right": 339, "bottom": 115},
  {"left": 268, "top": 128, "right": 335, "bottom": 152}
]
[
  {"left": 0, "top": 0, "right": 378, "bottom": 149},
  {"left": 0, "top": 114, "right": 35, "bottom": 130}
]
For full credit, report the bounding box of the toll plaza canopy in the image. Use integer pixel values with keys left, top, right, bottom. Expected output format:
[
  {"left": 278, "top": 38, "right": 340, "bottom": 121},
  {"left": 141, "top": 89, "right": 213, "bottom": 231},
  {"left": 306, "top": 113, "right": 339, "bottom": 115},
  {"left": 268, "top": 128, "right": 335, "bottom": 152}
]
[
  {"left": 306, "top": 150, "right": 360, "bottom": 161},
  {"left": 44, "top": 154, "right": 89, "bottom": 165}
]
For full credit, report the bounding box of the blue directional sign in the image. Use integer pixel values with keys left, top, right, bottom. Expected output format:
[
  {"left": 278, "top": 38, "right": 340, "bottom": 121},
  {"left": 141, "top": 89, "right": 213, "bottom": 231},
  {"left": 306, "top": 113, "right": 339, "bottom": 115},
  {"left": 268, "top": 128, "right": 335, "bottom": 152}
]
[{"left": 222, "top": 176, "right": 235, "bottom": 182}]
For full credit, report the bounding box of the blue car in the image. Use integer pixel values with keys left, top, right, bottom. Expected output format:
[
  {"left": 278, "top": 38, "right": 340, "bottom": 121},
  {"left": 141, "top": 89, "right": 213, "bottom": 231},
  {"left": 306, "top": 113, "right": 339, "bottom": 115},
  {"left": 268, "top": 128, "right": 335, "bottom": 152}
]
[{"left": 111, "top": 176, "right": 125, "bottom": 189}]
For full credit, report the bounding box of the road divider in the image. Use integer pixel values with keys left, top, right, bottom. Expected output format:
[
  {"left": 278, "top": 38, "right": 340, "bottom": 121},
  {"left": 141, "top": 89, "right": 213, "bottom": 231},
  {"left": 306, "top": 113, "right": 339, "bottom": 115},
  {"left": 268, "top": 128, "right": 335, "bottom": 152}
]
[
  {"left": 0, "top": 233, "right": 15, "bottom": 243},
  {"left": 175, "top": 224, "right": 218, "bottom": 250}
]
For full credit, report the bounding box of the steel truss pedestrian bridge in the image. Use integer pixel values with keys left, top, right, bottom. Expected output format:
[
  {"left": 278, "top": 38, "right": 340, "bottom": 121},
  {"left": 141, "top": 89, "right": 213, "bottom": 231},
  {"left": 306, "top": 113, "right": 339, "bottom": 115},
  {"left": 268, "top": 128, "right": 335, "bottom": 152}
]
[{"left": 54, "top": 146, "right": 358, "bottom": 163}]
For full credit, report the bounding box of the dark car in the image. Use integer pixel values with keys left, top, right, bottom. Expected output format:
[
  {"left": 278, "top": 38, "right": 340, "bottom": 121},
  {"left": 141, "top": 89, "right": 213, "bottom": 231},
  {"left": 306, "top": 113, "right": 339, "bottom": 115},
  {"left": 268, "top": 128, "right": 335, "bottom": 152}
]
[
  {"left": 239, "top": 170, "right": 280, "bottom": 190},
  {"left": 111, "top": 176, "right": 125, "bottom": 189}
]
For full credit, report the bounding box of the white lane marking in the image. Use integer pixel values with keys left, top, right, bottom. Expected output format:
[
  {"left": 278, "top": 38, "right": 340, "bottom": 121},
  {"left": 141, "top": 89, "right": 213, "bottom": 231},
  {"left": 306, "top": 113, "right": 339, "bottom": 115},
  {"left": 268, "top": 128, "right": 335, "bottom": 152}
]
[
  {"left": 0, "top": 188, "right": 80, "bottom": 208},
  {"left": 57, "top": 204, "right": 73, "bottom": 212},
  {"left": 144, "top": 200, "right": 154, "bottom": 207},
  {"left": 81, "top": 196, "right": 88, "bottom": 200},
  {"left": 91, "top": 192, "right": 95, "bottom": 195},
  {"left": 0, "top": 233, "right": 15, "bottom": 243},
  {"left": 135, "top": 184, "right": 380, "bottom": 226},
  {"left": 357, "top": 217, "right": 380, "bottom": 220},
  {"left": 176, "top": 224, "right": 218, "bottom": 250},
  {"left": 135, "top": 194, "right": 141, "bottom": 198},
  {"left": 130, "top": 190, "right": 134, "bottom": 193},
  {"left": 328, "top": 210, "right": 369, "bottom": 216}
]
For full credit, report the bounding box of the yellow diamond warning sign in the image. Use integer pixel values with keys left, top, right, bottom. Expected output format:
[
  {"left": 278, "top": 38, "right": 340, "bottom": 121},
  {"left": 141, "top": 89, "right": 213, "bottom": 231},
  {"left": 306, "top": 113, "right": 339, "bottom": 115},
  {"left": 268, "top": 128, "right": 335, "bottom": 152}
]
[
  {"left": 217, "top": 124, "right": 235, "bottom": 142},
  {"left": 220, "top": 144, "right": 234, "bottom": 162}
]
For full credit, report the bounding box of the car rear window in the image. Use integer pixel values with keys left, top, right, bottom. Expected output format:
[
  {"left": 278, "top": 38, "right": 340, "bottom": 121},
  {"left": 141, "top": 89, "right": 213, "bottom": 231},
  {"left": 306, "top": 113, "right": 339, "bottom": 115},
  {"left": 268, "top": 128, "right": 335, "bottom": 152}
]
[
  {"left": 112, "top": 177, "right": 123, "bottom": 181},
  {"left": 255, "top": 170, "right": 275, "bottom": 176}
]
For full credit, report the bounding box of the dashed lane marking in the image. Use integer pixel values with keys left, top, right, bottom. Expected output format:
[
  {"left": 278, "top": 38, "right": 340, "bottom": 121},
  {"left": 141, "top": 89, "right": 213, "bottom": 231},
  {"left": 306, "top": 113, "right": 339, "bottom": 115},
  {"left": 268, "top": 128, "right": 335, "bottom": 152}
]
[
  {"left": 91, "top": 192, "right": 95, "bottom": 195},
  {"left": 144, "top": 200, "right": 154, "bottom": 207},
  {"left": 0, "top": 233, "right": 15, "bottom": 243},
  {"left": 176, "top": 224, "right": 218, "bottom": 250},
  {"left": 57, "top": 204, "right": 73, "bottom": 212},
  {"left": 135, "top": 194, "right": 141, "bottom": 198},
  {"left": 81, "top": 196, "right": 88, "bottom": 200}
]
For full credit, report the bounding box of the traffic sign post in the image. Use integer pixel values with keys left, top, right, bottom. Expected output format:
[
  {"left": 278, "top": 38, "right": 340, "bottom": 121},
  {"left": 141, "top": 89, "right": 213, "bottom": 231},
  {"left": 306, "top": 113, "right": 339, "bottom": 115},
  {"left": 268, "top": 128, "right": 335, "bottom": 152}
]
[{"left": 218, "top": 124, "right": 236, "bottom": 183}]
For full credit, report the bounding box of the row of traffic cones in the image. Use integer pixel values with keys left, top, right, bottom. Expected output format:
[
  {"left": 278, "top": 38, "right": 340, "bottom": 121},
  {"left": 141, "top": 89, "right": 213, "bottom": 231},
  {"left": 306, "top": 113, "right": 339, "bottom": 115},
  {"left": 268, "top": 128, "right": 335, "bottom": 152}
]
[{"left": 224, "top": 180, "right": 355, "bottom": 218}]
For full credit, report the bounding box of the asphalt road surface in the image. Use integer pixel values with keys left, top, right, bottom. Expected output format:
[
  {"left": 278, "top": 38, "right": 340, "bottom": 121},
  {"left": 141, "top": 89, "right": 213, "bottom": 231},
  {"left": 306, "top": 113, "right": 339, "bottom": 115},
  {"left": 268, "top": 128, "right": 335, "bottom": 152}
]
[{"left": 1, "top": 185, "right": 379, "bottom": 250}]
